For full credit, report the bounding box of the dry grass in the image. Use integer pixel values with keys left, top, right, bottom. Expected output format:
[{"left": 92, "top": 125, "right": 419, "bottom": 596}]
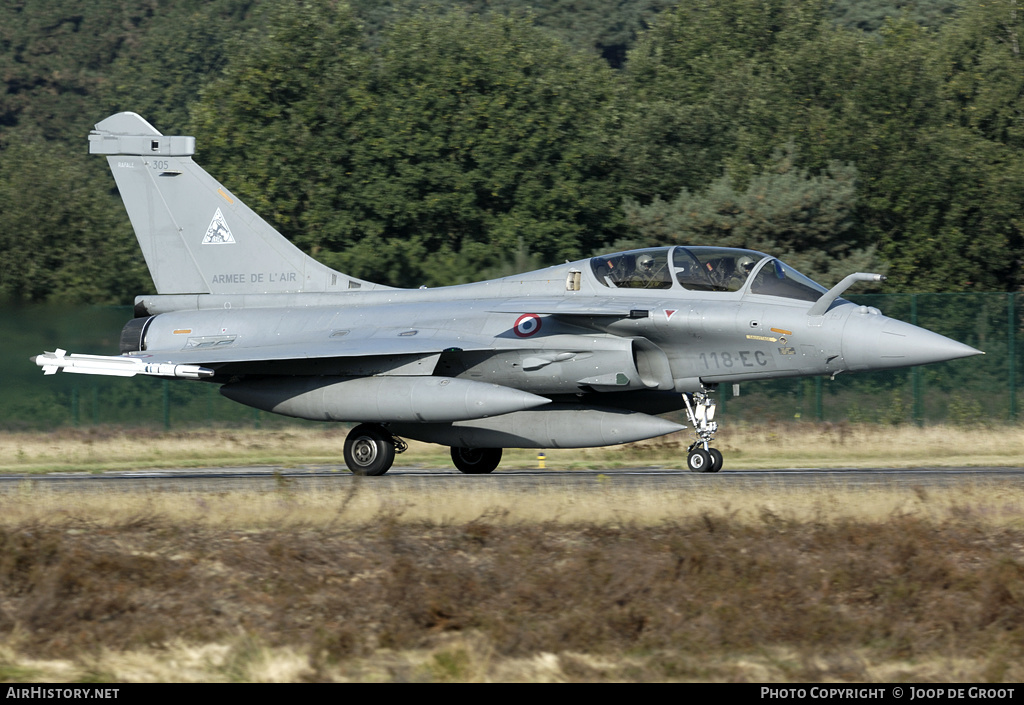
[
  {"left": 3, "top": 480, "right": 1024, "bottom": 529},
  {"left": 0, "top": 481, "right": 1021, "bottom": 682},
  {"left": 0, "top": 422, "right": 1021, "bottom": 682},
  {"left": 1, "top": 421, "right": 1023, "bottom": 473}
]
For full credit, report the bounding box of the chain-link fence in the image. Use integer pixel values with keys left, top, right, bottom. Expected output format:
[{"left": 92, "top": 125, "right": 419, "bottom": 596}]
[{"left": 2, "top": 294, "right": 1018, "bottom": 430}]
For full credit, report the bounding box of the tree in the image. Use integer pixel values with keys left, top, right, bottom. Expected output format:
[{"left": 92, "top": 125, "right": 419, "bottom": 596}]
[
  {"left": 347, "top": 0, "right": 674, "bottom": 67},
  {"left": 938, "top": 0, "right": 1024, "bottom": 149},
  {"left": 100, "top": 0, "right": 259, "bottom": 132},
  {"left": 619, "top": 2, "right": 1024, "bottom": 292},
  {"left": 837, "top": 17, "right": 1024, "bottom": 291},
  {"left": 192, "top": 4, "right": 625, "bottom": 287},
  {"left": 829, "top": 0, "right": 960, "bottom": 33},
  {"left": 0, "top": 129, "right": 149, "bottom": 303},
  {"left": 624, "top": 146, "right": 877, "bottom": 285},
  {"left": 619, "top": 0, "right": 865, "bottom": 199},
  {"left": 0, "top": 0, "right": 160, "bottom": 142}
]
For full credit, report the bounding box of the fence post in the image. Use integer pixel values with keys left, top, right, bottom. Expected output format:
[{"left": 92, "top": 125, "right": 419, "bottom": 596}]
[
  {"left": 1010, "top": 292, "right": 1018, "bottom": 421},
  {"left": 911, "top": 293, "right": 922, "bottom": 425},
  {"left": 162, "top": 380, "right": 170, "bottom": 431},
  {"left": 815, "top": 375, "right": 823, "bottom": 421}
]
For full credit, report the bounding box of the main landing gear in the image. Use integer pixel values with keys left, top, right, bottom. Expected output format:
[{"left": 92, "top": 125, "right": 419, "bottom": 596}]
[
  {"left": 343, "top": 423, "right": 407, "bottom": 476},
  {"left": 342, "top": 423, "right": 504, "bottom": 475},
  {"left": 450, "top": 447, "right": 502, "bottom": 474},
  {"left": 682, "top": 388, "right": 723, "bottom": 473}
]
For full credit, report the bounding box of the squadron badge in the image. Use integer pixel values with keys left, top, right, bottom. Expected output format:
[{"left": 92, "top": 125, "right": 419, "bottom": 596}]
[{"left": 202, "top": 208, "right": 236, "bottom": 245}]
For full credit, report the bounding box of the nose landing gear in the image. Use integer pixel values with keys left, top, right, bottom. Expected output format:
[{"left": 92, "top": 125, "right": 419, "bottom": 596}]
[{"left": 683, "top": 389, "right": 723, "bottom": 473}]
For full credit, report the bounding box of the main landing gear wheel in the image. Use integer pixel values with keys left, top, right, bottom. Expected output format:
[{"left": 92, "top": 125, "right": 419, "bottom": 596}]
[
  {"left": 450, "top": 447, "right": 502, "bottom": 474},
  {"left": 687, "top": 448, "right": 711, "bottom": 473},
  {"left": 344, "top": 423, "right": 397, "bottom": 476}
]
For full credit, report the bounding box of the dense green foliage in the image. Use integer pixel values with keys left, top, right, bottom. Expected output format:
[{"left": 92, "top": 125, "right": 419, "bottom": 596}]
[
  {"left": 191, "top": 5, "right": 626, "bottom": 285},
  {"left": 2, "top": 0, "right": 1022, "bottom": 302},
  {"left": 831, "top": 0, "right": 961, "bottom": 32},
  {"left": 624, "top": 146, "right": 872, "bottom": 284}
]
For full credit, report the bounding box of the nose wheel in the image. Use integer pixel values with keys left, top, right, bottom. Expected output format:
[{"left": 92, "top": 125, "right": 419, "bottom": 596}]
[
  {"left": 707, "top": 447, "right": 723, "bottom": 473},
  {"left": 686, "top": 445, "right": 723, "bottom": 473},
  {"left": 687, "top": 447, "right": 711, "bottom": 472},
  {"left": 683, "top": 389, "right": 723, "bottom": 473}
]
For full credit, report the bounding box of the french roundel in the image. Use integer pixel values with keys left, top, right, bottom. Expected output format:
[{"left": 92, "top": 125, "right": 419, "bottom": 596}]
[{"left": 513, "top": 313, "right": 542, "bottom": 338}]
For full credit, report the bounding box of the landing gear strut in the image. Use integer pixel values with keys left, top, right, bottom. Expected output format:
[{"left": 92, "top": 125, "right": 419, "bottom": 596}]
[
  {"left": 683, "top": 388, "right": 723, "bottom": 473},
  {"left": 343, "top": 423, "right": 407, "bottom": 476}
]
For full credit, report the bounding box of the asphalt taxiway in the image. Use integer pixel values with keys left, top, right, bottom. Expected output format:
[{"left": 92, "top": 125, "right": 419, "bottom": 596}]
[{"left": 0, "top": 465, "right": 1021, "bottom": 493}]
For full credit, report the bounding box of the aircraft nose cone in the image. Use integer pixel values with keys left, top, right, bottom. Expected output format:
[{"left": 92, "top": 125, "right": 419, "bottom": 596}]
[{"left": 842, "top": 315, "right": 983, "bottom": 372}]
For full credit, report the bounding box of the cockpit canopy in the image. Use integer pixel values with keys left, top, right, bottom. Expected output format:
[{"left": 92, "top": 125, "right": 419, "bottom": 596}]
[{"left": 590, "top": 246, "right": 828, "bottom": 302}]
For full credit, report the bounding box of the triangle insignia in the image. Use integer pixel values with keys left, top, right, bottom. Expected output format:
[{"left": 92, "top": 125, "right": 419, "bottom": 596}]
[
  {"left": 665, "top": 309, "right": 677, "bottom": 320},
  {"left": 202, "top": 208, "right": 236, "bottom": 245}
]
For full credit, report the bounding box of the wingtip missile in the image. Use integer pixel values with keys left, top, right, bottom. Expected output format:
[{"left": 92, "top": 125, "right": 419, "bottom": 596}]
[
  {"left": 30, "top": 348, "right": 66, "bottom": 375},
  {"left": 33, "top": 349, "right": 214, "bottom": 379}
]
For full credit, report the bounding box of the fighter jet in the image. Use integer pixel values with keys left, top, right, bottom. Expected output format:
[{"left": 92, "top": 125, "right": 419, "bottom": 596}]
[{"left": 33, "top": 113, "right": 982, "bottom": 475}]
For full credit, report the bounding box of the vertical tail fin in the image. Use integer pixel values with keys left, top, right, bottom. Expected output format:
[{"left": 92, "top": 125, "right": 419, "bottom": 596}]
[{"left": 89, "top": 112, "right": 381, "bottom": 295}]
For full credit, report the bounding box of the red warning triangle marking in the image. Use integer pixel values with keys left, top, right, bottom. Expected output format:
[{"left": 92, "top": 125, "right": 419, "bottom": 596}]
[{"left": 665, "top": 309, "right": 677, "bottom": 320}]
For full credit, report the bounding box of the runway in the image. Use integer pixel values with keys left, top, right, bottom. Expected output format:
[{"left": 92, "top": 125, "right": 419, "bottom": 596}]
[{"left": 1, "top": 465, "right": 1021, "bottom": 493}]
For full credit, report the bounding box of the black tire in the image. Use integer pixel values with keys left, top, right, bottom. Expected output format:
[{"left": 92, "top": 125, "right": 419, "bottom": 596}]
[
  {"left": 708, "top": 447, "right": 724, "bottom": 473},
  {"left": 687, "top": 448, "right": 712, "bottom": 473},
  {"left": 450, "top": 447, "right": 502, "bottom": 474},
  {"left": 344, "top": 424, "right": 396, "bottom": 476}
]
